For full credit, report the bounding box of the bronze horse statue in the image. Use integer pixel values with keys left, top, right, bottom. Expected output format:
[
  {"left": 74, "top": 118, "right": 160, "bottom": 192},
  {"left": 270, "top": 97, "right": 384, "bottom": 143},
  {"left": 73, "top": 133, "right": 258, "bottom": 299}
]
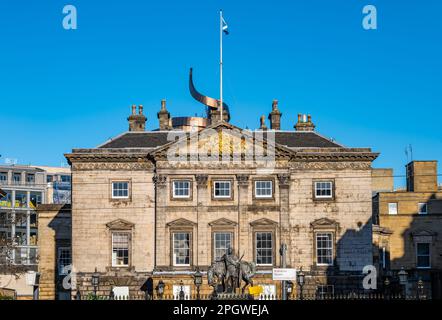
[{"left": 207, "top": 259, "right": 256, "bottom": 294}]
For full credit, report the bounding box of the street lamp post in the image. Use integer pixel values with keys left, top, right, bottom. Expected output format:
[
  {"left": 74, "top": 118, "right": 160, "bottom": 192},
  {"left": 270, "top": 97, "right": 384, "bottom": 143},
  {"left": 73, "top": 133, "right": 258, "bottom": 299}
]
[
  {"left": 193, "top": 268, "right": 203, "bottom": 300},
  {"left": 297, "top": 268, "right": 305, "bottom": 300},
  {"left": 91, "top": 267, "right": 100, "bottom": 298},
  {"left": 417, "top": 279, "right": 424, "bottom": 300},
  {"left": 286, "top": 281, "right": 294, "bottom": 300},
  {"left": 179, "top": 280, "right": 185, "bottom": 300},
  {"left": 155, "top": 280, "right": 165, "bottom": 300},
  {"left": 398, "top": 267, "right": 408, "bottom": 299},
  {"left": 383, "top": 277, "right": 390, "bottom": 300}
]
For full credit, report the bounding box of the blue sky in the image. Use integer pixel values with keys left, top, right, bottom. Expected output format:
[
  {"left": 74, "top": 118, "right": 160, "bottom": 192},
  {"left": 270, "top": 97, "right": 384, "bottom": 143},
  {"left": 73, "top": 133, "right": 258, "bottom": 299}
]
[{"left": 0, "top": 0, "right": 441, "bottom": 187}]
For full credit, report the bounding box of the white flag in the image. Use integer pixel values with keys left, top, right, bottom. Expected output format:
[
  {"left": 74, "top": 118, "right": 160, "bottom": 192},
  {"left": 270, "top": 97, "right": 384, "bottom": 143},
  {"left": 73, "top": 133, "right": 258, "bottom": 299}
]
[{"left": 222, "top": 16, "right": 229, "bottom": 34}]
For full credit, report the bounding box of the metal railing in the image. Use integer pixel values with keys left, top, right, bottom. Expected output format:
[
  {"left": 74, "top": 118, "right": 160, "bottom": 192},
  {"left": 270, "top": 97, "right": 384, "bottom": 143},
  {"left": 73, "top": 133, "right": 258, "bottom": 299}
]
[{"left": 73, "top": 292, "right": 428, "bottom": 301}]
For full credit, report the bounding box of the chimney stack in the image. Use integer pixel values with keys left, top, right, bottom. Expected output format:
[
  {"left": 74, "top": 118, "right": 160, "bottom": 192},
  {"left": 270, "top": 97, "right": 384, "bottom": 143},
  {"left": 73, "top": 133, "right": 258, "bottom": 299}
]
[
  {"left": 259, "top": 115, "right": 268, "bottom": 130},
  {"left": 128, "top": 105, "right": 147, "bottom": 131},
  {"left": 294, "top": 113, "right": 315, "bottom": 131},
  {"left": 157, "top": 99, "right": 171, "bottom": 130},
  {"left": 268, "top": 99, "right": 282, "bottom": 130}
]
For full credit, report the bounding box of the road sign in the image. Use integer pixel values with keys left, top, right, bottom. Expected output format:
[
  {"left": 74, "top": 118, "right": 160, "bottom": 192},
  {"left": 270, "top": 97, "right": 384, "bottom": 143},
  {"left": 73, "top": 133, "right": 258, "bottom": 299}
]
[{"left": 272, "top": 268, "right": 296, "bottom": 281}]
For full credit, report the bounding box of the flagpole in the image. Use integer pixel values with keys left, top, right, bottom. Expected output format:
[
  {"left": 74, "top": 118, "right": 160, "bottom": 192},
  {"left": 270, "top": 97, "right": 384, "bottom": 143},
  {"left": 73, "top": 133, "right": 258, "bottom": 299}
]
[{"left": 219, "top": 9, "right": 223, "bottom": 122}]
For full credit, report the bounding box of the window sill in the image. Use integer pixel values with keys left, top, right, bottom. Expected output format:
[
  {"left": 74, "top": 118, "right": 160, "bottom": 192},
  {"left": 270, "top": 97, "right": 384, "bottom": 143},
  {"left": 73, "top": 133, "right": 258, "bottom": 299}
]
[
  {"left": 171, "top": 197, "right": 193, "bottom": 201},
  {"left": 110, "top": 198, "right": 132, "bottom": 203},
  {"left": 313, "top": 197, "right": 335, "bottom": 202}
]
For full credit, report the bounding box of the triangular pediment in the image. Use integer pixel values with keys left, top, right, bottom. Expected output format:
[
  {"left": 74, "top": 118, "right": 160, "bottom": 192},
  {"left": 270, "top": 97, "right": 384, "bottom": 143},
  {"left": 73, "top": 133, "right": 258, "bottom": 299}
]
[
  {"left": 209, "top": 218, "right": 237, "bottom": 227},
  {"left": 151, "top": 121, "right": 294, "bottom": 161},
  {"left": 311, "top": 218, "right": 339, "bottom": 228},
  {"left": 411, "top": 229, "right": 436, "bottom": 237},
  {"left": 250, "top": 218, "right": 278, "bottom": 227},
  {"left": 106, "top": 219, "right": 134, "bottom": 230},
  {"left": 166, "top": 218, "right": 196, "bottom": 227}
]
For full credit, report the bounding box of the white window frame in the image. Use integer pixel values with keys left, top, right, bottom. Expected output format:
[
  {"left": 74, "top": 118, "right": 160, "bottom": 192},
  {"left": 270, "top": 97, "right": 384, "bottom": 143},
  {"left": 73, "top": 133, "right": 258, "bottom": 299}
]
[
  {"left": 172, "top": 180, "right": 191, "bottom": 199},
  {"left": 416, "top": 242, "right": 431, "bottom": 269},
  {"left": 255, "top": 232, "right": 273, "bottom": 266},
  {"left": 316, "top": 232, "right": 334, "bottom": 266},
  {"left": 111, "top": 232, "right": 130, "bottom": 267},
  {"left": 111, "top": 181, "right": 129, "bottom": 199},
  {"left": 418, "top": 202, "right": 428, "bottom": 215},
  {"left": 388, "top": 203, "right": 398, "bottom": 215},
  {"left": 317, "top": 285, "right": 334, "bottom": 297},
  {"left": 213, "top": 232, "right": 232, "bottom": 261},
  {"left": 314, "top": 181, "right": 333, "bottom": 199},
  {"left": 213, "top": 180, "right": 232, "bottom": 199},
  {"left": 255, "top": 180, "right": 273, "bottom": 199},
  {"left": 172, "top": 232, "right": 191, "bottom": 266},
  {"left": 57, "top": 247, "right": 72, "bottom": 276}
]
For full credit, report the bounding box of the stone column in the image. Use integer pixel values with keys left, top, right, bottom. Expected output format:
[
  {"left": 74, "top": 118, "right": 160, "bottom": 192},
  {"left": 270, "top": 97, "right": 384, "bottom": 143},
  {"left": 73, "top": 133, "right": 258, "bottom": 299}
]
[
  {"left": 153, "top": 174, "right": 168, "bottom": 267},
  {"left": 236, "top": 174, "right": 250, "bottom": 261},
  {"left": 277, "top": 173, "right": 291, "bottom": 267},
  {"left": 195, "top": 174, "right": 208, "bottom": 267}
]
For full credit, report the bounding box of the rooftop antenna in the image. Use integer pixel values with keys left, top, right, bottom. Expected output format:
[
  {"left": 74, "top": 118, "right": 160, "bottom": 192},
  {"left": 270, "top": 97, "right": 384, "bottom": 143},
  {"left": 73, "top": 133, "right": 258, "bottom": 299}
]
[
  {"left": 409, "top": 144, "right": 413, "bottom": 161},
  {"left": 405, "top": 147, "right": 409, "bottom": 162}
]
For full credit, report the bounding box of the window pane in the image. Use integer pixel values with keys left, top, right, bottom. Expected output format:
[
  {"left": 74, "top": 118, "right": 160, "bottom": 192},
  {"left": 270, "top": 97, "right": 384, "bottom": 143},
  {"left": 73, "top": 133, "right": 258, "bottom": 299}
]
[
  {"left": 58, "top": 248, "right": 72, "bottom": 275},
  {"left": 112, "top": 182, "right": 129, "bottom": 198},
  {"left": 173, "top": 181, "right": 190, "bottom": 198},
  {"left": 256, "top": 181, "right": 272, "bottom": 197},
  {"left": 256, "top": 232, "right": 273, "bottom": 265},
  {"left": 214, "top": 232, "right": 232, "bottom": 260},
  {"left": 417, "top": 243, "right": 430, "bottom": 268},
  {"left": 316, "top": 233, "right": 333, "bottom": 265},
  {"left": 418, "top": 203, "right": 427, "bottom": 214},
  {"left": 112, "top": 233, "right": 130, "bottom": 266},
  {"left": 388, "top": 203, "right": 398, "bottom": 215},
  {"left": 214, "top": 181, "right": 231, "bottom": 198},
  {"left": 315, "top": 181, "right": 332, "bottom": 198},
  {"left": 173, "top": 233, "right": 190, "bottom": 265}
]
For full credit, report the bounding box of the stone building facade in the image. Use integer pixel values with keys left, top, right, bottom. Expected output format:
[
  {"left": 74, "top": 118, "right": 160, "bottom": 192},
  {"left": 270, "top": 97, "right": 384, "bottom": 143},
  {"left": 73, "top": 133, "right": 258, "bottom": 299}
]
[
  {"left": 372, "top": 161, "right": 442, "bottom": 299},
  {"left": 60, "top": 98, "right": 378, "bottom": 300},
  {"left": 37, "top": 204, "right": 71, "bottom": 300}
]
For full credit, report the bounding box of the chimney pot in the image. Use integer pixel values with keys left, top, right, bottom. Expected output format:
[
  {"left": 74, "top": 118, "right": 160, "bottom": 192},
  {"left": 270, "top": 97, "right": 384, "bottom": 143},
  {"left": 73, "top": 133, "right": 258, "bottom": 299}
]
[
  {"left": 157, "top": 99, "right": 171, "bottom": 130},
  {"left": 260, "top": 115, "right": 267, "bottom": 130},
  {"left": 128, "top": 104, "right": 146, "bottom": 131},
  {"left": 295, "top": 113, "right": 315, "bottom": 131}
]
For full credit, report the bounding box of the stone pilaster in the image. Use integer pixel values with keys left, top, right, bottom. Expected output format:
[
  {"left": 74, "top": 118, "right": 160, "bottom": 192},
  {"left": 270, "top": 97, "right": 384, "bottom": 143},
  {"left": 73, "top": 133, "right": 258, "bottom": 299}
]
[
  {"left": 195, "top": 175, "right": 209, "bottom": 266},
  {"left": 277, "top": 173, "right": 291, "bottom": 266},
  {"left": 236, "top": 174, "right": 250, "bottom": 261},
  {"left": 153, "top": 174, "right": 168, "bottom": 267}
]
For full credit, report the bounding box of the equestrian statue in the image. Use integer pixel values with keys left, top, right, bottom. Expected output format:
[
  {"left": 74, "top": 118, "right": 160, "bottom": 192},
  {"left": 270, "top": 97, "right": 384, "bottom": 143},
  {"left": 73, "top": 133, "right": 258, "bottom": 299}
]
[{"left": 207, "top": 247, "right": 256, "bottom": 294}]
